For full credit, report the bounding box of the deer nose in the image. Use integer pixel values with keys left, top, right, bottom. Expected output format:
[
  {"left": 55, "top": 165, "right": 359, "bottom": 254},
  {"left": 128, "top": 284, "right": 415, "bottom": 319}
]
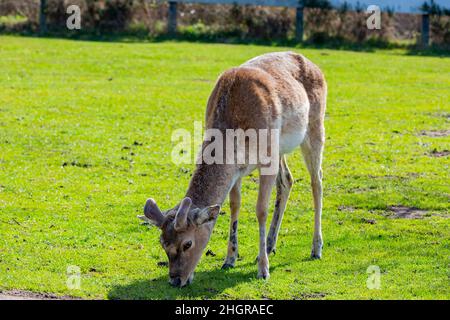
[{"left": 170, "top": 277, "right": 181, "bottom": 287}]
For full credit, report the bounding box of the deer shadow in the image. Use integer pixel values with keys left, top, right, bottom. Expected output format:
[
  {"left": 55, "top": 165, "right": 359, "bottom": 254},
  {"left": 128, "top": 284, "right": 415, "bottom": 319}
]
[{"left": 107, "top": 262, "right": 285, "bottom": 300}]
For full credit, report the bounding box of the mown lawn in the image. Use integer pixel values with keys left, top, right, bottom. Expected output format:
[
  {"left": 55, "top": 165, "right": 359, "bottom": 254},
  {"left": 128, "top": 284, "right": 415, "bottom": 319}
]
[{"left": 0, "top": 35, "right": 449, "bottom": 300}]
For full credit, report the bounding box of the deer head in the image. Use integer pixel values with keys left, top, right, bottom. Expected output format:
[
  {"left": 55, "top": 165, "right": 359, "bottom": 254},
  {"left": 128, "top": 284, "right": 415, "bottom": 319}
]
[{"left": 141, "top": 197, "right": 220, "bottom": 287}]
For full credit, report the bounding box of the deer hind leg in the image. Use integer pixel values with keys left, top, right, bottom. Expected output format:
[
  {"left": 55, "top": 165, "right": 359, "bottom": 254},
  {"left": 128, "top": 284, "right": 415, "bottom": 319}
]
[
  {"left": 256, "top": 173, "right": 277, "bottom": 279},
  {"left": 301, "top": 125, "right": 324, "bottom": 259},
  {"left": 266, "top": 156, "right": 293, "bottom": 255},
  {"left": 222, "top": 178, "right": 242, "bottom": 269}
]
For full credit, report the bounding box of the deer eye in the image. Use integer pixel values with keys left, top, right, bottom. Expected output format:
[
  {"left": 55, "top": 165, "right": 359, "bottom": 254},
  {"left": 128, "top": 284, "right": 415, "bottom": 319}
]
[{"left": 183, "top": 241, "right": 192, "bottom": 251}]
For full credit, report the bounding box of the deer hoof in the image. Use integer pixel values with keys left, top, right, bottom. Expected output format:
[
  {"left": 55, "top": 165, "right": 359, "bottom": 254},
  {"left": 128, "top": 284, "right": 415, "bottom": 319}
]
[
  {"left": 310, "top": 247, "right": 322, "bottom": 259},
  {"left": 310, "top": 252, "right": 321, "bottom": 259},
  {"left": 221, "top": 263, "right": 234, "bottom": 269},
  {"left": 311, "top": 241, "right": 323, "bottom": 259},
  {"left": 257, "top": 270, "right": 270, "bottom": 280}
]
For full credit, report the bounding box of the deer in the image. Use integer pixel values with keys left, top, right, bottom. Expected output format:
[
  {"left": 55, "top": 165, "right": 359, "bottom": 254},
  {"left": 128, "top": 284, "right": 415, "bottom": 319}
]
[{"left": 140, "top": 51, "right": 327, "bottom": 287}]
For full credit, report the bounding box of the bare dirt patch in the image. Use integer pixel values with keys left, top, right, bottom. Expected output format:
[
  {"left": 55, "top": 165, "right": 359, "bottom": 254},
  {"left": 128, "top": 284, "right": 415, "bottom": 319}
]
[
  {"left": 293, "top": 292, "right": 327, "bottom": 300},
  {"left": 62, "top": 161, "right": 92, "bottom": 168},
  {"left": 338, "top": 205, "right": 356, "bottom": 212},
  {"left": 0, "top": 289, "right": 80, "bottom": 300},
  {"left": 420, "top": 130, "right": 450, "bottom": 137},
  {"left": 361, "top": 218, "right": 377, "bottom": 224},
  {"left": 388, "top": 206, "right": 429, "bottom": 219},
  {"left": 157, "top": 261, "right": 168, "bottom": 267},
  {"left": 436, "top": 112, "right": 450, "bottom": 120},
  {"left": 192, "top": 78, "right": 213, "bottom": 83},
  {"left": 428, "top": 148, "right": 450, "bottom": 157}
]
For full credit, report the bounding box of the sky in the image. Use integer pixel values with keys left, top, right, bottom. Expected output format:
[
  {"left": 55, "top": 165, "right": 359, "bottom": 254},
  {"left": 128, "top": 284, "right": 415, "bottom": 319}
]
[
  {"left": 174, "top": 0, "right": 450, "bottom": 13},
  {"left": 329, "top": 0, "right": 450, "bottom": 13}
]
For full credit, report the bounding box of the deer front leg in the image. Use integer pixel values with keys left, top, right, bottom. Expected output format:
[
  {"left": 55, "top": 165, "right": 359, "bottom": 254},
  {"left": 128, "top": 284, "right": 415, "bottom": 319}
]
[
  {"left": 267, "top": 156, "right": 293, "bottom": 255},
  {"left": 222, "top": 178, "right": 242, "bottom": 269},
  {"left": 256, "top": 173, "right": 277, "bottom": 279}
]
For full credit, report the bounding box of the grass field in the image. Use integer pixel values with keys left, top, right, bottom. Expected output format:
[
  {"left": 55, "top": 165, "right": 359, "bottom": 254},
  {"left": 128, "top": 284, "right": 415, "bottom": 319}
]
[{"left": 0, "top": 35, "right": 449, "bottom": 300}]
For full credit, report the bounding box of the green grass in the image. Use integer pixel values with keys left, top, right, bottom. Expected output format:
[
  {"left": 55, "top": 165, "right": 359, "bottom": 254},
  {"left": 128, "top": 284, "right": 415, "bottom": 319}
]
[
  {"left": 0, "top": 15, "right": 27, "bottom": 27},
  {"left": 0, "top": 35, "right": 449, "bottom": 300}
]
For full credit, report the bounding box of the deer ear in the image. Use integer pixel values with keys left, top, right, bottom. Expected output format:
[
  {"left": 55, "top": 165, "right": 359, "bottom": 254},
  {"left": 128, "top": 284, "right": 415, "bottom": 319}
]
[
  {"left": 143, "top": 198, "right": 165, "bottom": 228},
  {"left": 195, "top": 205, "right": 221, "bottom": 226}
]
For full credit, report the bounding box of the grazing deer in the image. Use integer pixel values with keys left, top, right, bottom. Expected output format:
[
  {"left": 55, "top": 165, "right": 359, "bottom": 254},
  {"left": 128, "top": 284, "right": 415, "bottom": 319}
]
[{"left": 141, "top": 51, "right": 326, "bottom": 287}]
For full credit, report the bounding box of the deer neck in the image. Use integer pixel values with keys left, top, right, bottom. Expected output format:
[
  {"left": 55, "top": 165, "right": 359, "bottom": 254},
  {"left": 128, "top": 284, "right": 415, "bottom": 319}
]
[{"left": 186, "top": 163, "right": 237, "bottom": 208}]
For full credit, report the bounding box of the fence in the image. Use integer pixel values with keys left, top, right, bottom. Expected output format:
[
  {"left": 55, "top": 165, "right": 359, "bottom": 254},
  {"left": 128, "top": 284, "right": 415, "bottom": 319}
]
[
  {"left": 164, "top": 0, "right": 438, "bottom": 45},
  {"left": 36, "top": 0, "right": 450, "bottom": 46},
  {"left": 166, "top": 0, "right": 304, "bottom": 40}
]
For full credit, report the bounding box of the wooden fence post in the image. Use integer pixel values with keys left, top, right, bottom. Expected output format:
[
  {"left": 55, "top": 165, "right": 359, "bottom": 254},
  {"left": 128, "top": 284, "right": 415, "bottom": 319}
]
[
  {"left": 421, "top": 13, "right": 430, "bottom": 47},
  {"left": 296, "top": 0, "right": 304, "bottom": 42},
  {"left": 168, "top": 1, "right": 178, "bottom": 35},
  {"left": 39, "top": 0, "right": 47, "bottom": 35}
]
